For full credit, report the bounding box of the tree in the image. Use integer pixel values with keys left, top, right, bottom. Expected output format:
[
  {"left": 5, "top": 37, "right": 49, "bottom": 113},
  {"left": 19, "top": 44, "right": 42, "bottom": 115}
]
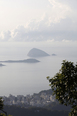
[
  {"left": 47, "top": 60, "right": 77, "bottom": 116},
  {"left": 0, "top": 98, "right": 3, "bottom": 110},
  {"left": 0, "top": 98, "right": 8, "bottom": 116},
  {"left": 0, "top": 97, "right": 4, "bottom": 116}
]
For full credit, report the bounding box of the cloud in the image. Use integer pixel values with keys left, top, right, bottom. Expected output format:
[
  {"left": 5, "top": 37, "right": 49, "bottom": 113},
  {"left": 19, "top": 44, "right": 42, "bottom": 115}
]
[
  {"left": 8, "top": 23, "right": 77, "bottom": 42},
  {"left": 0, "top": 0, "right": 77, "bottom": 42},
  {"left": 47, "top": 0, "right": 72, "bottom": 24},
  {"left": 0, "top": 31, "right": 11, "bottom": 42}
]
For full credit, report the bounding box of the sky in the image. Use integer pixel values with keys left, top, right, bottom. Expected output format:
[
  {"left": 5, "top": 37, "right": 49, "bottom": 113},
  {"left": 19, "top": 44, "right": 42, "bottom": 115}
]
[{"left": 0, "top": 0, "right": 77, "bottom": 45}]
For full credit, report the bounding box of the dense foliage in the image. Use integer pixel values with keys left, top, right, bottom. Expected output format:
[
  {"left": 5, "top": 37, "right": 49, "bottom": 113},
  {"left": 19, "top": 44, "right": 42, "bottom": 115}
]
[
  {"left": 0, "top": 114, "right": 12, "bottom": 116},
  {"left": 3, "top": 105, "right": 69, "bottom": 116},
  {"left": 0, "top": 98, "right": 12, "bottom": 116},
  {"left": 0, "top": 98, "right": 3, "bottom": 110},
  {"left": 0, "top": 97, "right": 4, "bottom": 116},
  {"left": 47, "top": 60, "right": 77, "bottom": 116}
]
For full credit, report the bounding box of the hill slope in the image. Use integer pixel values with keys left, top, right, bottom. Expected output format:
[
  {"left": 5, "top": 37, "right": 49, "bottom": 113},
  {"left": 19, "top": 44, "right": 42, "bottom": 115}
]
[{"left": 3, "top": 106, "right": 69, "bottom": 116}]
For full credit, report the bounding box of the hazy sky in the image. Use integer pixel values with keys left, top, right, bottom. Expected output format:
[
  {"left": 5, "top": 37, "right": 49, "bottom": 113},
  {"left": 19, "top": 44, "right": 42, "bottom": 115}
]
[{"left": 0, "top": 0, "right": 77, "bottom": 43}]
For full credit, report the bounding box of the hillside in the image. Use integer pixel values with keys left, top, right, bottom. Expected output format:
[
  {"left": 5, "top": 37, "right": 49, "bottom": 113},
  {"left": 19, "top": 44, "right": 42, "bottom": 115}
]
[
  {"left": 1, "top": 89, "right": 71, "bottom": 116},
  {"left": 2, "top": 89, "right": 71, "bottom": 111},
  {"left": 3, "top": 106, "right": 69, "bottom": 116}
]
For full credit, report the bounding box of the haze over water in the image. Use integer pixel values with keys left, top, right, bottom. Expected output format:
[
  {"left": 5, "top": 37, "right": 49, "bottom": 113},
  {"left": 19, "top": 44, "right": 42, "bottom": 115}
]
[{"left": 0, "top": 42, "right": 77, "bottom": 96}]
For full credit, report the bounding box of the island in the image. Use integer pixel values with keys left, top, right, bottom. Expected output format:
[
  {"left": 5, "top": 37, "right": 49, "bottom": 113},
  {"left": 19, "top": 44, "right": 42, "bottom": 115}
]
[
  {"left": 0, "top": 63, "right": 5, "bottom": 66},
  {"left": 0, "top": 58, "right": 40, "bottom": 63},
  {"left": 28, "top": 48, "right": 50, "bottom": 57},
  {"left": 52, "top": 54, "right": 57, "bottom": 56}
]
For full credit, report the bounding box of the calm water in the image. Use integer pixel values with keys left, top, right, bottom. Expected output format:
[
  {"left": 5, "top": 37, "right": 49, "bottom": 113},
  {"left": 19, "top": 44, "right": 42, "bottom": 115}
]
[{"left": 0, "top": 44, "right": 77, "bottom": 96}]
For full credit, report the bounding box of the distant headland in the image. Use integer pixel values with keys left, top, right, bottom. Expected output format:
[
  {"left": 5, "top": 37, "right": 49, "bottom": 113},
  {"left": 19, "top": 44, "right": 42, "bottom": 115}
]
[
  {"left": 28, "top": 48, "right": 50, "bottom": 57},
  {"left": 0, "top": 58, "right": 40, "bottom": 63}
]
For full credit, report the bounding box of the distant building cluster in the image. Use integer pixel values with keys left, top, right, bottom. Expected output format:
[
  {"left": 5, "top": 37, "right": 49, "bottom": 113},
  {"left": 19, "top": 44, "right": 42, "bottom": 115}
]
[{"left": 1, "top": 91, "right": 55, "bottom": 107}]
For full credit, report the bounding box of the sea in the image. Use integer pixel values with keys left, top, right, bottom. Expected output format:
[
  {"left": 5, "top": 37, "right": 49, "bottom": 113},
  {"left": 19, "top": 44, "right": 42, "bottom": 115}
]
[{"left": 0, "top": 42, "right": 77, "bottom": 96}]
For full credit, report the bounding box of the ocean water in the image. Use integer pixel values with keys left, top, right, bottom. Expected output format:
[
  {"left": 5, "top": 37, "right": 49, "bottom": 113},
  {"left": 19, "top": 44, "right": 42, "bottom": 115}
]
[{"left": 0, "top": 43, "right": 77, "bottom": 96}]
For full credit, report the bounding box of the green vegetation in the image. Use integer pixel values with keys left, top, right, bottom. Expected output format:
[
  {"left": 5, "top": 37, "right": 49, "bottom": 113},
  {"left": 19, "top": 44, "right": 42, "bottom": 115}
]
[
  {"left": 0, "top": 114, "right": 12, "bottom": 116},
  {"left": 0, "top": 98, "right": 3, "bottom": 110},
  {"left": 0, "top": 98, "right": 12, "bottom": 116},
  {"left": 47, "top": 60, "right": 77, "bottom": 116},
  {"left": 3, "top": 105, "right": 69, "bottom": 116},
  {"left": 0, "top": 97, "right": 4, "bottom": 116}
]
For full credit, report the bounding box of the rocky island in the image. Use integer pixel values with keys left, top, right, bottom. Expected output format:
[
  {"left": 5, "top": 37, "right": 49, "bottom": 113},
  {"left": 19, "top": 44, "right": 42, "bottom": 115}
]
[
  {"left": 28, "top": 48, "right": 50, "bottom": 57},
  {"left": 0, "top": 63, "right": 5, "bottom": 66},
  {"left": 52, "top": 54, "right": 56, "bottom": 56}
]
